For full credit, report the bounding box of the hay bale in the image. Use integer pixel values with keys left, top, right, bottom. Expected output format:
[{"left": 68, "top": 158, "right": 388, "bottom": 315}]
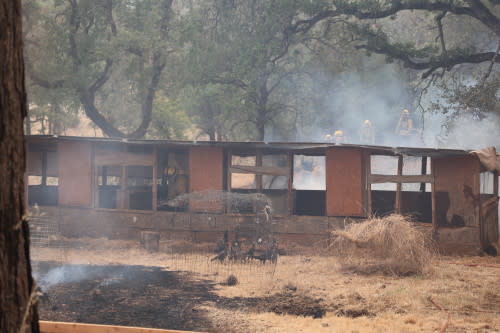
[{"left": 330, "top": 215, "right": 434, "bottom": 276}]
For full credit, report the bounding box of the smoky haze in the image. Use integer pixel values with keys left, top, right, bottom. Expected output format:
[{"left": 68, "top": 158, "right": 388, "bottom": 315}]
[{"left": 287, "top": 60, "right": 499, "bottom": 150}]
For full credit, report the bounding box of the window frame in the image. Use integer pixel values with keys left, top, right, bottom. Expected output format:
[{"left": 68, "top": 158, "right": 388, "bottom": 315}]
[{"left": 227, "top": 149, "right": 291, "bottom": 216}]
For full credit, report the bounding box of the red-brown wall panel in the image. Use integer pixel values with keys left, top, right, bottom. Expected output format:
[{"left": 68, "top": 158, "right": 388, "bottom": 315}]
[
  {"left": 58, "top": 141, "right": 92, "bottom": 207},
  {"left": 433, "top": 155, "right": 480, "bottom": 227},
  {"left": 326, "top": 148, "right": 364, "bottom": 216},
  {"left": 189, "top": 147, "right": 223, "bottom": 212}
]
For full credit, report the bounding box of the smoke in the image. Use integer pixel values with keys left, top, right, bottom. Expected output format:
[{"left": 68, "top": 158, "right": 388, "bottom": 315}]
[
  {"left": 293, "top": 61, "right": 419, "bottom": 146},
  {"left": 288, "top": 59, "right": 499, "bottom": 150},
  {"left": 428, "top": 113, "right": 500, "bottom": 150},
  {"left": 34, "top": 264, "right": 129, "bottom": 290}
]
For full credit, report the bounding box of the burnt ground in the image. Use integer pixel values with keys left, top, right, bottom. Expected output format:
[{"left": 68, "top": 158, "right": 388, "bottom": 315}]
[{"left": 35, "top": 261, "right": 330, "bottom": 332}]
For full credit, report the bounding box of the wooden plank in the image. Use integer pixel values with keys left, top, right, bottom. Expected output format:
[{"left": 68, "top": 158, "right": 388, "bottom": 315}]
[
  {"left": 94, "top": 151, "right": 154, "bottom": 166},
  {"left": 39, "top": 321, "right": 204, "bottom": 333},
  {"left": 369, "top": 174, "right": 434, "bottom": 184},
  {"left": 230, "top": 165, "right": 289, "bottom": 176}
]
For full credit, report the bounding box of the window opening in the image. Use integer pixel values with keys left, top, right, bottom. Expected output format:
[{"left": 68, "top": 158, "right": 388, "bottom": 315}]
[
  {"left": 27, "top": 147, "right": 58, "bottom": 206},
  {"left": 480, "top": 172, "right": 494, "bottom": 195},
  {"left": 127, "top": 165, "right": 153, "bottom": 210},
  {"left": 371, "top": 155, "right": 398, "bottom": 175},
  {"left": 97, "top": 165, "right": 121, "bottom": 209},
  {"left": 157, "top": 150, "right": 189, "bottom": 211},
  {"left": 228, "top": 151, "right": 290, "bottom": 215},
  {"left": 401, "top": 182, "right": 432, "bottom": 222},
  {"left": 371, "top": 183, "right": 396, "bottom": 216},
  {"left": 262, "top": 153, "right": 289, "bottom": 215},
  {"left": 293, "top": 155, "right": 325, "bottom": 216}
]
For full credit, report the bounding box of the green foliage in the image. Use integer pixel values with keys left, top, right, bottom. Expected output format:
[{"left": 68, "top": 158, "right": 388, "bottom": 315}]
[{"left": 148, "top": 92, "right": 190, "bottom": 140}]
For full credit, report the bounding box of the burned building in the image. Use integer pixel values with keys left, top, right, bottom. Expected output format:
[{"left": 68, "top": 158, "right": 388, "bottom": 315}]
[{"left": 25, "top": 135, "right": 499, "bottom": 254}]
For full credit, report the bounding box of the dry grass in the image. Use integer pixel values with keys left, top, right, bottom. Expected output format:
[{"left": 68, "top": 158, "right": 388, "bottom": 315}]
[
  {"left": 32, "top": 237, "right": 500, "bottom": 333},
  {"left": 330, "top": 215, "right": 434, "bottom": 276}
]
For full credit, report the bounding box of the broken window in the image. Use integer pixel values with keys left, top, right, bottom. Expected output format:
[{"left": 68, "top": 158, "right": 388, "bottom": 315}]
[
  {"left": 293, "top": 155, "right": 325, "bottom": 216},
  {"left": 27, "top": 146, "right": 59, "bottom": 206},
  {"left": 157, "top": 150, "right": 189, "bottom": 211}
]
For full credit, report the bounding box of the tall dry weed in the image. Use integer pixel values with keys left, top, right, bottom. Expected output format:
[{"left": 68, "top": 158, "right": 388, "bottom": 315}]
[{"left": 330, "top": 215, "right": 434, "bottom": 276}]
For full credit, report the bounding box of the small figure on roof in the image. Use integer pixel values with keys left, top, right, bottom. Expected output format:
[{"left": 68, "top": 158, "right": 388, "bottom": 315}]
[
  {"left": 395, "top": 109, "right": 414, "bottom": 137},
  {"left": 333, "top": 129, "right": 348, "bottom": 144},
  {"left": 395, "top": 109, "right": 421, "bottom": 145},
  {"left": 359, "top": 119, "right": 376, "bottom": 144}
]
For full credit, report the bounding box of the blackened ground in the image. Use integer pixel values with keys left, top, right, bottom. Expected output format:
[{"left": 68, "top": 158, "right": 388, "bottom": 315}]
[
  {"left": 35, "top": 262, "right": 330, "bottom": 331},
  {"left": 36, "top": 262, "right": 217, "bottom": 331}
]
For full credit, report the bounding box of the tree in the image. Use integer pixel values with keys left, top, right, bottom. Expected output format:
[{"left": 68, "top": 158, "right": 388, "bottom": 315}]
[
  {"left": 287, "top": 0, "right": 499, "bottom": 79},
  {"left": 0, "top": 1, "right": 40, "bottom": 332},
  {"left": 24, "top": 0, "right": 177, "bottom": 138},
  {"left": 182, "top": 0, "right": 315, "bottom": 141}
]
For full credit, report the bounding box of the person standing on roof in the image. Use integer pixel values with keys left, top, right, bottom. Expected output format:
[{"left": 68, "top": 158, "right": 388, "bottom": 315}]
[
  {"left": 359, "top": 120, "right": 376, "bottom": 144},
  {"left": 395, "top": 109, "right": 414, "bottom": 137}
]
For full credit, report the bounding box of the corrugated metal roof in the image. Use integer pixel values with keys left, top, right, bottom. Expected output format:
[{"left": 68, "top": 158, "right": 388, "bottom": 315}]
[{"left": 25, "top": 135, "right": 471, "bottom": 156}]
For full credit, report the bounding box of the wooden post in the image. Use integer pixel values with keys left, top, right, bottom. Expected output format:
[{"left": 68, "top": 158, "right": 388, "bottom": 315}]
[
  {"left": 227, "top": 150, "right": 232, "bottom": 213},
  {"left": 120, "top": 165, "right": 127, "bottom": 209},
  {"left": 431, "top": 158, "right": 438, "bottom": 238},
  {"left": 420, "top": 156, "right": 427, "bottom": 192},
  {"left": 288, "top": 152, "right": 293, "bottom": 216},
  {"left": 366, "top": 152, "right": 372, "bottom": 217},
  {"left": 152, "top": 146, "right": 158, "bottom": 212},
  {"left": 395, "top": 155, "right": 403, "bottom": 214}
]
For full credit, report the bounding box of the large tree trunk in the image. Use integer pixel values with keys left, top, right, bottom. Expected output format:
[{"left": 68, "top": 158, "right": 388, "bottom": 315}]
[{"left": 0, "top": 2, "right": 40, "bottom": 333}]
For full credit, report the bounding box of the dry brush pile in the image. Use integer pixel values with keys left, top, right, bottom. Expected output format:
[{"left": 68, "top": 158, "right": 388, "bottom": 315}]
[{"left": 330, "top": 215, "right": 434, "bottom": 276}]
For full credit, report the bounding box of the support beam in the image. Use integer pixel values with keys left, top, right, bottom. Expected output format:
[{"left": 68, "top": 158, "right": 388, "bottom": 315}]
[
  {"left": 395, "top": 155, "right": 403, "bottom": 214},
  {"left": 369, "top": 174, "right": 434, "bottom": 184}
]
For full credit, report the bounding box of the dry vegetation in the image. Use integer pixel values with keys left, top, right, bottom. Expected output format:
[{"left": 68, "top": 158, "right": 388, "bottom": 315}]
[
  {"left": 32, "top": 225, "right": 500, "bottom": 333},
  {"left": 330, "top": 215, "right": 434, "bottom": 276}
]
